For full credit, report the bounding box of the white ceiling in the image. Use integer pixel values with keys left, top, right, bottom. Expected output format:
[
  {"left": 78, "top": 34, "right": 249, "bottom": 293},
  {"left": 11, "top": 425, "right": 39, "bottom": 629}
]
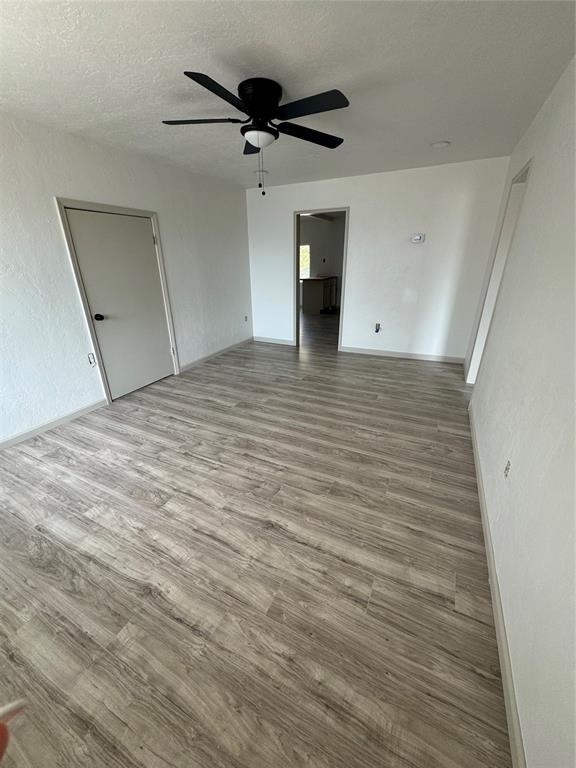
[{"left": 0, "top": 1, "right": 573, "bottom": 188}]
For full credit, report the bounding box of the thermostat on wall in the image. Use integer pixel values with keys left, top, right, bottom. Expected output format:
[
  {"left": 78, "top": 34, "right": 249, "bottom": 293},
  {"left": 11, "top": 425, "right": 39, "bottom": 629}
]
[{"left": 410, "top": 233, "right": 426, "bottom": 244}]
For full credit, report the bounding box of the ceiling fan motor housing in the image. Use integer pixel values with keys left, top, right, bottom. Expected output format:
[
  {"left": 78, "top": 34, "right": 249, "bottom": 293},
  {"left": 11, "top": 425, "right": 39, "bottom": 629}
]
[{"left": 238, "top": 78, "right": 283, "bottom": 123}]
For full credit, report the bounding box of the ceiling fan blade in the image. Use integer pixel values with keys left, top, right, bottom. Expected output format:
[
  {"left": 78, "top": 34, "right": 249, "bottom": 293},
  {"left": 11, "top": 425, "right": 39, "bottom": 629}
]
[
  {"left": 243, "top": 142, "right": 260, "bottom": 155},
  {"left": 162, "top": 118, "right": 244, "bottom": 125},
  {"left": 276, "top": 89, "right": 349, "bottom": 121},
  {"left": 184, "top": 72, "right": 247, "bottom": 113},
  {"left": 276, "top": 122, "right": 343, "bottom": 149}
]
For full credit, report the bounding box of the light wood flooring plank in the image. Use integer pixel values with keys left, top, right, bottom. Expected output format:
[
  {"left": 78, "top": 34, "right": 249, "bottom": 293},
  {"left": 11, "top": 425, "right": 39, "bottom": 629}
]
[{"left": 0, "top": 313, "right": 510, "bottom": 767}]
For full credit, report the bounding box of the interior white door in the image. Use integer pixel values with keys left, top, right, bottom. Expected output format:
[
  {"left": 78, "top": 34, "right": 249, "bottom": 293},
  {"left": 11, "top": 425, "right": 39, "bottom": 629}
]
[{"left": 66, "top": 208, "right": 174, "bottom": 399}]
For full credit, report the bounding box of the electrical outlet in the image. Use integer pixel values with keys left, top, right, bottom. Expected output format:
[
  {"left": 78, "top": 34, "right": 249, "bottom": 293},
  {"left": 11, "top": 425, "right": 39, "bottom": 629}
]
[
  {"left": 244, "top": 315, "right": 248, "bottom": 322},
  {"left": 375, "top": 322, "right": 381, "bottom": 333},
  {"left": 504, "top": 460, "right": 511, "bottom": 478},
  {"left": 87, "top": 353, "right": 96, "bottom": 367}
]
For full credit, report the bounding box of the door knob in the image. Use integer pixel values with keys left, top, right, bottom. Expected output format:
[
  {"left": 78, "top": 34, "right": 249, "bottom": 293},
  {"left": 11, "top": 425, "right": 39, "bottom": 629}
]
[{"left": 93, "top": 313, "right": 105, "bottom": 321}]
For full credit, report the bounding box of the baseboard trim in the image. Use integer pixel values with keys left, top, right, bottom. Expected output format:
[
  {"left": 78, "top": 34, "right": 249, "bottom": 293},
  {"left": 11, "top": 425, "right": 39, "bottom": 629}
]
[
  {"left": 0, "top": 400, "right": 107, "bottom": 451},
  {"left": 469, "top": 402, "right": 526, "bottom": 768},
  {"left": 178, "top": 339, "right": 253, "bottom": 373},
  {"left": 338, "top": 346, "right": 464, "bottom": 364},
  {"left": 2, "top": 342, "right": 253, "bottom": 449},
  {"left": 253, "top": 336, "right": 296, "bottom": 346}
]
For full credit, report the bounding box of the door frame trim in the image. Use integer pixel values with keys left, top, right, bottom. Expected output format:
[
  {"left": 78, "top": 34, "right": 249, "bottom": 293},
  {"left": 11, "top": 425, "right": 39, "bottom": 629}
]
[
  {"left": 464, "top": 160, "right": 532, "bottom": 384},
  {"left": 55, "top": 198, "right": 180, "bottom": 404}
]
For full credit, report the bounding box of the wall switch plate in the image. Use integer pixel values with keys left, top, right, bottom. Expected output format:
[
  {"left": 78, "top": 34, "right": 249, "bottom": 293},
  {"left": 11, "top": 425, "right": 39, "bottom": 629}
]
[
  {"left": 504, "top": 460, "right": 511, "bottom": 478},
  {"left": 87, "top": 353, "right": 96, "bottom": 367},
  {"left": 375, "top": 322, "right": 381, "bottom": 333},
  {"left": 410, "top": 233, "right": 426, "bottom": 244}
]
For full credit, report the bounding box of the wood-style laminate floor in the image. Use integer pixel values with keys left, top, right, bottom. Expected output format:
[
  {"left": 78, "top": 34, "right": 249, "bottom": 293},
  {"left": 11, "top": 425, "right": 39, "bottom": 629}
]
[{"left": 0, "top": 314, "right": 511, "bottom": 767}]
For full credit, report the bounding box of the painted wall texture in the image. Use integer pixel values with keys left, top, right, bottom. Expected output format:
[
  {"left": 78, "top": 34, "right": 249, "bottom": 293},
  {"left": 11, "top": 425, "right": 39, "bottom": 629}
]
[
  {"left": 246, "top": 157, "right": 509, "bottom": 355},
  {"left": 470, "top": 61, "right": 575, "bottom": 768},
  {"left": 0, "top": 113, "right": 252, "bottom": 443}
]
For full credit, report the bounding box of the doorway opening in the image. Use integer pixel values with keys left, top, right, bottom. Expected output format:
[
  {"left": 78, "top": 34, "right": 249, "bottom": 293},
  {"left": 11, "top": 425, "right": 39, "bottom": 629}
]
[
  {"left": 465, "top": 164, "right": 530, "bottom": 383},
  {"left": 295, "top": 208, "right": 349, "bottom": 351},
  {"left": 57, "top": 199, "right": 179, "bottom": 402}
]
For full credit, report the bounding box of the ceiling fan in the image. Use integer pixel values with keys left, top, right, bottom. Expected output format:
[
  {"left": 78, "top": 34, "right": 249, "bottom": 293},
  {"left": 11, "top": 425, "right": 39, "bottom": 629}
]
[{"left": 162, "top": 72, "right": 349, "bottom": 155}]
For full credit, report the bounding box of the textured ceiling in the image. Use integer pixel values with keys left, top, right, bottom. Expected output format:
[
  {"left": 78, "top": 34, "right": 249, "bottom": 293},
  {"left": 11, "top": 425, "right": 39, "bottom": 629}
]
[{"left": 0, "top": 1, "right": 573, "bottom": 187}]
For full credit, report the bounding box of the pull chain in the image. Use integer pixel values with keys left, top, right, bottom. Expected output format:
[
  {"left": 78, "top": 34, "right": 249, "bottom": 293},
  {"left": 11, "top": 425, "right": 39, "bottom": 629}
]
[
  {"left": 261, "top": 146, "right": 265, "bottom": 196},
  {"left": 255, "top": 146, "right": 268, "bottom": 196},
  {"left": 258, "top": 147, "right": 266, "bottom": 196}
]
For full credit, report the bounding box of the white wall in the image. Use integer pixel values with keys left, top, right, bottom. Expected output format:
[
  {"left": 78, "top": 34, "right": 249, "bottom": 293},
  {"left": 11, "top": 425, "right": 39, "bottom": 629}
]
[
  {"left": 470, "top": 61, "right": 575, "bottom": 768},
  {"left": 0, "top": 113, "right": 252, "bottom": 443},
  {"left": 247, "top": 158, "right": 509, "bottom": 355}
]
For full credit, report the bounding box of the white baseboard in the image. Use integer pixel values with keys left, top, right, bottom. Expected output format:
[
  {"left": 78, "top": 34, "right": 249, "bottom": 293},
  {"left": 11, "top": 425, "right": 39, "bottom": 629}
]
[
  {"left": 338, "top": 345, "right": 464, "bottom": 364},
  {"left": 469, "top": 402, "right": 526, "bottom": 768},
  {"left": 253, "top": 336, "right": 296, "bottom": 346},
  {"left": 0, "top": 400, "right": 107, "bottom": 451},
  {"left": 178, "top": 338, "right": 253, "bottom": 373}
]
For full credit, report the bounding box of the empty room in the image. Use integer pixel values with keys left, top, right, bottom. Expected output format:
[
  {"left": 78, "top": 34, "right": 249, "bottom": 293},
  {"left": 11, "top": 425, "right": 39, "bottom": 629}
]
[{"left": 0, "top": 2, "right": 574, "bottom": 767}]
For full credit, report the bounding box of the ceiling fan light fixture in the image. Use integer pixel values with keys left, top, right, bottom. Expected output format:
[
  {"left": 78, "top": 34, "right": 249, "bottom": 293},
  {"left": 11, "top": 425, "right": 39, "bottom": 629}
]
[
  {"left": 163, "top": 74, "right": 348, "bottom": 158},
  {"left": 241, "top": 124, "right": 278, "bottom": 148}
]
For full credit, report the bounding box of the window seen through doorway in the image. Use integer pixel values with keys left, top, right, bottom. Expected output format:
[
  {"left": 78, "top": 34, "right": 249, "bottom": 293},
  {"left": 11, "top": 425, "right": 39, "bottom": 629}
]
[{"left": 299, "top": 244, "right": 310, "bottom": 279}]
